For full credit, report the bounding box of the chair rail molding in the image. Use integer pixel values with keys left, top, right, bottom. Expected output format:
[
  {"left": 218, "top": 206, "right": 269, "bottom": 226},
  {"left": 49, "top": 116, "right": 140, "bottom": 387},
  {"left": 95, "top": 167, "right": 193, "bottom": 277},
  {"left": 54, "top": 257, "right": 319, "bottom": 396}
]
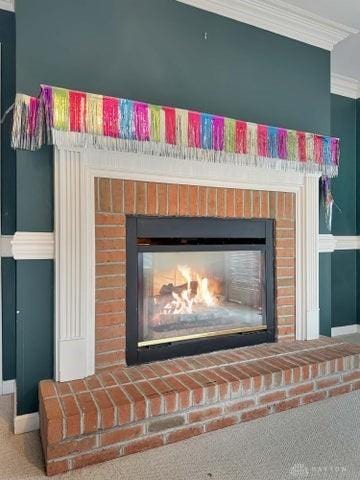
[
  {"left": 52, "top": 139, "right": 321, "bottom": 382},
  {"left": 177, "top": 0, "right": 357, "bottom": 50},
  {"left": 335, "top": 236, "right": 360, "bottom": 250},
  {"left": 11, "top": 232, "right": 54, "bottom": 260},
  {"left": 0, "top": 0, "right": 14, "bottom": 12},
  {"left": 318, "top": 234, "right": 337, "bottom": 253}
]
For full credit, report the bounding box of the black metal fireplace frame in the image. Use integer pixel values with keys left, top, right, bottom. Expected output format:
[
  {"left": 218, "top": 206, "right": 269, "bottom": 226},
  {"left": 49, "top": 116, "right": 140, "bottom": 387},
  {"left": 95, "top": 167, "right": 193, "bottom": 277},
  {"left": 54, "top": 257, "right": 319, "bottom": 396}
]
[{"left": 126, "top": 216, "right": 275, "bottom": 365}]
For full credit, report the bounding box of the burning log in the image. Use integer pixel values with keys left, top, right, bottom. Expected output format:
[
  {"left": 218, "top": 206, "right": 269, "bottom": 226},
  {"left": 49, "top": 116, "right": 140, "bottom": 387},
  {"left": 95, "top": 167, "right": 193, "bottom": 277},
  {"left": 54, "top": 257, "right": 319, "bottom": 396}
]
[{"left": 159, "top": 281, "right": 198, "bottom": 297}]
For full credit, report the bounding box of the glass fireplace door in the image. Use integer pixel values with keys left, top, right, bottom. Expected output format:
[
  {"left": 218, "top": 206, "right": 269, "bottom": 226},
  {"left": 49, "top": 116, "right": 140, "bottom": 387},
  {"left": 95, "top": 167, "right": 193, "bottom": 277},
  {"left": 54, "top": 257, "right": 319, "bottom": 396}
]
[{"left": 138, "top": 248, "right": 267, "bottom": 347}]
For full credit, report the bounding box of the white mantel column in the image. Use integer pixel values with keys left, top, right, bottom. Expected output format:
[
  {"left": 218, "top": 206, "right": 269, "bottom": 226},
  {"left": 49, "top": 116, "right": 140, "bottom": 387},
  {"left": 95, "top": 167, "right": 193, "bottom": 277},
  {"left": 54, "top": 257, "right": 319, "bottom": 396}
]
[
  {"left": 54, "top": 147, "right": 95, "bottom": 381},
  {"left": 296, "top": 175, "right": 320, "bottom": 340}
]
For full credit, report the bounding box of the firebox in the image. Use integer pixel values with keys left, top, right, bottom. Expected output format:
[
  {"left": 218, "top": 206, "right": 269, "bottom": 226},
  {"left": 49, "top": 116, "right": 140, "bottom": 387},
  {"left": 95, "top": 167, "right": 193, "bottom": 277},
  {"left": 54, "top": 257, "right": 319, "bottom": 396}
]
[{"left": 126, "top": 216, "right": 275, "bottom": 365}]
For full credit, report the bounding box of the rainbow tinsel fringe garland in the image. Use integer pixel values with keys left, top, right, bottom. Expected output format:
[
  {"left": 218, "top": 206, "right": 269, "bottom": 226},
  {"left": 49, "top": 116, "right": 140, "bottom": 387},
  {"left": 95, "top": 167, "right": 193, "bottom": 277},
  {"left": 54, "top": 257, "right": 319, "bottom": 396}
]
[
  {"left": 11, "top": 85, "right": 340, "bottom": 178},
  {"left": 11, "top": 85, "right": 339, "bottom": 229}
]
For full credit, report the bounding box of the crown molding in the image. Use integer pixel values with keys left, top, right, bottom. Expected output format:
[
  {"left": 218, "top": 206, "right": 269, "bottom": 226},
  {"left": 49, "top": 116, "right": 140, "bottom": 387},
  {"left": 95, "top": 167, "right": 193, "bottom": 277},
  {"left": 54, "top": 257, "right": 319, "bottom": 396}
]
[
  {"left": 177, "top": 0, "right": 357, "bottom": 50},
  {"left": 0, "top": 0, "right": 14, "bottom": 12},
  {"left": 331, "top": 74, "right": 360, "bottom": 99}
]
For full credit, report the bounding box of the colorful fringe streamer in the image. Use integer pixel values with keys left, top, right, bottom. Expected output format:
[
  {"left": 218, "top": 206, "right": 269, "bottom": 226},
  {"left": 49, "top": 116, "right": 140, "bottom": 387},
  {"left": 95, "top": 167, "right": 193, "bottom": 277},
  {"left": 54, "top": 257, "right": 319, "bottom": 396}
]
[
  {"left": 321, "top": 176, "right": 334, "bottom": 231},
  {"left": 11, "top": 85, "right": 340, "bottom": 180}
]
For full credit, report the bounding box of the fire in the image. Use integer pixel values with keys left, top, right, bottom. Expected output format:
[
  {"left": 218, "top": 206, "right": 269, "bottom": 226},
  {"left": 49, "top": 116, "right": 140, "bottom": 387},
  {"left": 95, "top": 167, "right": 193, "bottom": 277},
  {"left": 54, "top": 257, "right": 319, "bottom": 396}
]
[{"left": 162, "top": 264, "right": 217, "bottom": 316}]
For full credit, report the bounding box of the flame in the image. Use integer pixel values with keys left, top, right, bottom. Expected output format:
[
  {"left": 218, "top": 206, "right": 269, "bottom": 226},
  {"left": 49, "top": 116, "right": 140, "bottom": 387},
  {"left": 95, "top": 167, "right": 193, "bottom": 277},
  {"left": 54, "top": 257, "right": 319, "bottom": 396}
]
[{"left": 161, "top": 265, "right": 217, "bottom": 316}]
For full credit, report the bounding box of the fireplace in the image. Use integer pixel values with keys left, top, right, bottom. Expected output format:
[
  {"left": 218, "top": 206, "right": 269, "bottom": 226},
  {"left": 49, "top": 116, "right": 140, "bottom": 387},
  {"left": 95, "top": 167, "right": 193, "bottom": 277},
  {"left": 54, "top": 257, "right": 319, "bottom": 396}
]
[{"left": 126, "top": 216, "right": 275, "bottom": 364}]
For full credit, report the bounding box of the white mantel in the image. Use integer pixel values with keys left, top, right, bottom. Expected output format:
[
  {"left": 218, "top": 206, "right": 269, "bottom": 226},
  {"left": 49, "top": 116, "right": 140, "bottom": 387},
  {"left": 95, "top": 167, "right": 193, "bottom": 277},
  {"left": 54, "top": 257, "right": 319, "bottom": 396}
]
[{"left": 52, "top": 143, "right": 320, "bottom": 382}]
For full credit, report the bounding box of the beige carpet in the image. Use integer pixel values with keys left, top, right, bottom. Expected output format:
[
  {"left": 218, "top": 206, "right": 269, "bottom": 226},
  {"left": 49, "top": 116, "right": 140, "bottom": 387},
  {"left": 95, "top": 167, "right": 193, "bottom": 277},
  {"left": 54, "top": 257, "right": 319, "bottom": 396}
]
[{"left": 1, "top": 390, "right": 360, "bottom": 480}]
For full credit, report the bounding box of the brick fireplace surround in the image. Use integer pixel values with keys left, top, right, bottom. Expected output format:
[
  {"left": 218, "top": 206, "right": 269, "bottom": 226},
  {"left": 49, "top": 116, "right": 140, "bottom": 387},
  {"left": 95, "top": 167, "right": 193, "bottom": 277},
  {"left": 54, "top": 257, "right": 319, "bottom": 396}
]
[{"left": 39, "top": 178, "right": 360, "bottom": 475}]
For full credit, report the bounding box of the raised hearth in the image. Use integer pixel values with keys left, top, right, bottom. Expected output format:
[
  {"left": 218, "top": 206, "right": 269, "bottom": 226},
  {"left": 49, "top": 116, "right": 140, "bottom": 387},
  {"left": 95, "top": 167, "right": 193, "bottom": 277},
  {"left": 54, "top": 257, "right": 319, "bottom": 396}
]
[
  {"left": 126, "top": 216, "right": 275, "bottom": 364},
  {"left": 40, "top": 338, "right": 360, "bottom": 475}
]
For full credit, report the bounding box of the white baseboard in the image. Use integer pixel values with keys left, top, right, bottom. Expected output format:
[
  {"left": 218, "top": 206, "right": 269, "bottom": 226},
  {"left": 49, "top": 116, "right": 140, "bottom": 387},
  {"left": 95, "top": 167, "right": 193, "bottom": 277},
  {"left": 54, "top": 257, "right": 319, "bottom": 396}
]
[
  {"left": 1, "top": 379, "right": 15, "bottom": 395},
  {"left": 14, "top": 412, "right": 39, "bottom": 434},
  {"left": 331, "top": 324, "right": 360, "bottom": 337}
]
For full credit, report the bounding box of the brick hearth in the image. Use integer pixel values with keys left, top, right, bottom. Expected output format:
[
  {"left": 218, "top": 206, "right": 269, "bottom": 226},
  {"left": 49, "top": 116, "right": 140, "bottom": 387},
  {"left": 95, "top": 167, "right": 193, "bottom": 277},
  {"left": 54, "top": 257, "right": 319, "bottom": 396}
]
[{"left": 40, "top": 338, "right": 360, "bottom": 475}]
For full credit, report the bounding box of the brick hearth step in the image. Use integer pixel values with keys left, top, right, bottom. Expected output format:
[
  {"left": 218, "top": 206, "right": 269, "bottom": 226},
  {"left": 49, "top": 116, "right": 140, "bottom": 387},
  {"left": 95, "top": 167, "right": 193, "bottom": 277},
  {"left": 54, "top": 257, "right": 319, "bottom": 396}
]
[{"left": 39, "top": 338, "right": 360, "bottom": 475}]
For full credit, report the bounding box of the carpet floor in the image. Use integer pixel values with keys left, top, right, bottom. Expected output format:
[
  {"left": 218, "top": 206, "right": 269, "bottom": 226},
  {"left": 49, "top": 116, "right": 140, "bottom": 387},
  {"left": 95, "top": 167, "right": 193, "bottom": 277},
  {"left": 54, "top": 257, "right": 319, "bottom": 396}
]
[{"left": 1, "top": 389, "right": 360, "bottom": 480}]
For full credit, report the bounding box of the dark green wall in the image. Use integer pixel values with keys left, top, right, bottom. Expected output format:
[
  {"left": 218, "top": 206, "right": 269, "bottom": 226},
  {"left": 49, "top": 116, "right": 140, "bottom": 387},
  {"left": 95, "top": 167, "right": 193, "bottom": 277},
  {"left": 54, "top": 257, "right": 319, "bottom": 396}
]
[
  {"left": 15, "top": 0, "right": 331, "bottom": 413},
  {"left": 16, "top": 261, "right": 53, "bottom": 416},
  {"left": 330, "top": 95, "right": 358, "bottom": 328},
  {"left": 0, "top": 9, "right": 15, "bottom": 235},
  {"left": 0, "top": 10, "right": 16, "bottom": 382},
  {"left": 331, "top": 95, "right": 357, "bottom": 235},
  {"left": 2, "top": 258, "right": 15, "bottom": 380},
  {"left": 319, "top": 254, "right": 332, "bottom": 336}
]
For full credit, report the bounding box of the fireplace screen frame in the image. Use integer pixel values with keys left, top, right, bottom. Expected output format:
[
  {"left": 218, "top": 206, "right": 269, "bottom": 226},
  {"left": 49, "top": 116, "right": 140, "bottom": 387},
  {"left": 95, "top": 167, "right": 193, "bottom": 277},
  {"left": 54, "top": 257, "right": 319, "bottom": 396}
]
[{"left": 126, "top": 216, "right": 275, "bottom": 365}]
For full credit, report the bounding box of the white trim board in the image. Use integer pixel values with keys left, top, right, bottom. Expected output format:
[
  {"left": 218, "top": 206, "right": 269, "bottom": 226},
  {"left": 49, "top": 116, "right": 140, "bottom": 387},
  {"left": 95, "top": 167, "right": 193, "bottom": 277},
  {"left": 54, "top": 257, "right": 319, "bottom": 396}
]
[
  {"left": 331, "top": 74, "right": 360, "bottom": 99},
  {"left": 177, "top": 0, "right": 357, "bottom": 50},
  {"left": 14, "top": 412, "right": 39, "bottom": 434},
  {"left": 1, "top": 379, "right": 15, "bottom": 395},
  {"left": 0, "top": 0, "right": 14, "bottom": 12},
  {"left": 11, "top": 232, "right": 55, "bottom": 260},
  {"left": 331, "top": 324, "right": 360, "bottom": 337},
  {"left": 318, "top": 235, "right": 360, "bottom": 253}
]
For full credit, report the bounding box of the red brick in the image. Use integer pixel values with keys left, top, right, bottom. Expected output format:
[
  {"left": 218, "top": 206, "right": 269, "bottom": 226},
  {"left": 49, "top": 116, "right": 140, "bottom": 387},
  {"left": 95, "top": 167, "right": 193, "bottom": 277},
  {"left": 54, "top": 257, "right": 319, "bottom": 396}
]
[
  {"left": 274, "top": 397, "right": 300, "bottom": 412},
  {"left": 39, "top": 380, "right": 57, "bottom": 399},
  {"left": 259, "top": 390, "right": 286, "bottom": 404},
  {"left": 207, "top": 187, "right": 217, "bottom": 216},
  {"left": 206, "top": 416, "right": 237, "bottom": 432},
  {"left": 288, "top": 382, "right": 314, "bottom": 397},
  {"left": 99, "top": 178, "right": 111, "bottom": 212},
  {"left": 199, "top": 187, "right": 207, "bottom": 216},
  {"left": 253, "top": 191, "right": 261, "bottom": 218},
  {"left": 343, "top": 370, "right": 360, "bottom": 382},
  {"left": 95, "top": 213, "right": 124, "bottom": 225},
  {"left": 60, "top": 395, "right": 81, "bottom": 438},
  {"left": 261, "top": 191, "right": 269, "bottom": 218},
  {"left": 168, "top": 184, "right": 178, "bottom": 215},
  {"left": 92, "top": 389, "right": 116, "bottom": 429},
  {"left": 158, "top": 183, "right": 168, "bottom": 215},
  {"left": 107, "top": 387, "right": 132, "bottom": 424},
  {"left": 234, "top": 189, "right": 244, "bottom": 217},
  {"left": 124, "top": 435, "right": 164, "bottom": 454},
  {"left": 225, "top": 399, "right": 255, "bottom": 413},
  {"left": 328, "top": 384, "right": 351, "bottom": 397},
  {"left": 124, "top": 180, "right": 135, "bottom": 214},
  {"left": 77, "top": 392, "right": 99, "bottom": 434},
  {"left": 316, "top": 376, "right": 340, "bottom": 389},
  {"left": 47, "top": 459, "right": 70, "bottom": 476},
  {"left": 189, "top": 407, "right": 222, "bottom": 423},
  {"left": 47, "top": 436, "right": 97, "bottom": 461},
  {"left": 73, "top": 447, "right": 120, "bottom": 470},
  {"left": 167, "top": 426, "right": 203, "bottom": 444},
  {"left": 101, "top": 425, "right": 143, "bottom": 446},
  {"left": 146, "top": 183, "right": 157, "bottom": 215},
  {"left": 217, "top": 188, "right": 226, "bottom": 217},
  {"left": 241, "top": 406, "right": 271, "bottom": 422},
  {"left": 189, "top": 185, "right": 199, "bottom": 216},
  {"left": 111, "top": 179, "right": 123, "bottom": 213},
  {"left": 226, "top": 189, "right": 234, "bottom": 217},
  {"left": 301, "top": 391, "right": 327, "bottom": 405},
  {"left": 244, "top": 190, "right": 252, "bottom": 217}
]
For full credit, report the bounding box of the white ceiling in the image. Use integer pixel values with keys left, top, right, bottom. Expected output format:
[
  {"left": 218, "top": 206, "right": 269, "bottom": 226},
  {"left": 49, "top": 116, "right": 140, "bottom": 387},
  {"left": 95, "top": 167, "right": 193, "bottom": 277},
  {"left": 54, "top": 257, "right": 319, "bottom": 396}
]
[{"left": 282, "top": 0, "right": 360, "bottom": 80}]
